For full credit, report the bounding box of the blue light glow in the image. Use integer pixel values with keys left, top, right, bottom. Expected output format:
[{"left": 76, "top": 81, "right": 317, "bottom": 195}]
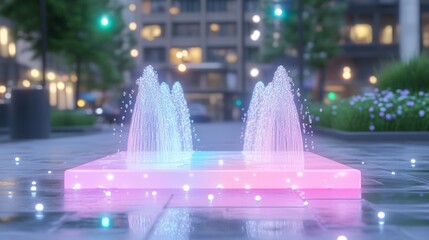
[{"left": 101, "top": 217, "right": 111, "bottom": 228}]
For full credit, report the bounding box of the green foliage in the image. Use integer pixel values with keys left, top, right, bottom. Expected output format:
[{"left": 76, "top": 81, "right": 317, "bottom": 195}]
[
  {"left": 378, "top": 55, "right": 429, "bottom": 93},
  {"left": 0, "top": 0, "right": 135, "bottom": 89},
  {"left": 51, "top": 111, "right": 97, "bottom": 127},
  {"left": 262, "top": 0, "right": 345, "bottom": 69},
  {"left": 310, "top": 90, "right": 429, "bottom": 131}
]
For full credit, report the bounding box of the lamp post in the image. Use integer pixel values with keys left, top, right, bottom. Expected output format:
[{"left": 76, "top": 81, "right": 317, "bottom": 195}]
[
  {"left": 39, "top": 0, "right": 47, "bottom": 88},
  {"left": 238, "top": 0, "right": 246, "bottom": 119}
]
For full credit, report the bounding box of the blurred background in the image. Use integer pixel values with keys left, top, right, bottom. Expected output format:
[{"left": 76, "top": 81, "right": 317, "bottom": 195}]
[{"left": 0, "top": 0, "right": 427, "bottom": 132}]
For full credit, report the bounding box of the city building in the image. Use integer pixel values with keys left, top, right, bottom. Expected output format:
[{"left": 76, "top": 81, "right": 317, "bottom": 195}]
[
  {"left": 124, "top": 0, "right": 428, "bottom": 119},
  {"left": 125, "top": 0, "right": 262, "bottom": 121},
  {"left": 0, "top": 16, "right": 76, "bottom": 110},
  {"left": 0, "top": 16, "right": 18, "bottom": 103},
  {"left": 324, "top": 0, "right": 427, "bottom": 99}
]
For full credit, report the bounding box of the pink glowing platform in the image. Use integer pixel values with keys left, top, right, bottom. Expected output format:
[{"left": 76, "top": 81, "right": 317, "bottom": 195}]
[{"left": 64, "top": 151, "right": 361, "bottom": 195}]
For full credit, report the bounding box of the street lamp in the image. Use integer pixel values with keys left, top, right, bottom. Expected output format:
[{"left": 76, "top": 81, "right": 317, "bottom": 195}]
[
  {"left": 252, "top": 15, "right": 261, "bottom": 23},
  {"left": 178, "top": 64, "right": 187, "bottom": 73},
  {"left": 250, "top": 68, "right": 260, "bottom": 78}
]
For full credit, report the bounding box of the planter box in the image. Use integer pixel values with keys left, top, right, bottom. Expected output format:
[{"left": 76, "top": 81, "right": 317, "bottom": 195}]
[{"left": 314, "top": 126, "right": 429, "bottom": 141}]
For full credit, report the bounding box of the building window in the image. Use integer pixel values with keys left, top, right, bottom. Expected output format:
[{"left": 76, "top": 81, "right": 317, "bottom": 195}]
[
  {"left": 349, "top": 24, "right": 373, "bottom": 44},
  {"left": 171, "top": 0, "right": 200, "bottom": 13},
  {"left": 380, "top": 25, "right": 393, "bottom": 44},
  {"left": 207, "top": 22, "right": 236, "bottom": 37},
  {"left": 207, "top": 47, "right": 237, "bottom": 63},
  {"left": 245, "top": 0, "right": 259, "bottom": 12},
  {"left": 142, "top": 0, "right": 167, "bottom": 14},
  {"left": 0, "top": 26, "right": 15, "bottom": 58},
  {"left": 141, "top": 24, "right": 164, "bottom": 41},
  {"left": 422, "top": 13, "right": 429, "bottom": 48},
  {"left": 206, "top": 72, "right": 225, "bottom": 89},
  {"left": 245, "top": 47, "right": 259, "bottom": 62},
  {"left": 172, "top": 23, "right": 200, "bottom": 37},
  {"left": 170, "top": 47, "right": 202, "bottom": 64},
  {"left": 144, "top": 48, "right": 166, "bottom": 62},
  {"left": 245, "top": 22, "right": 258, "bottom": 35},
  {"left": 171, "top": 71, "right": 201, "bottom": 89},
  {"left": 207, "top": 0, "right": 237, "bottom": 12},
  {"left": 380, "top": 15, "right": 396, "bottom": 44}
]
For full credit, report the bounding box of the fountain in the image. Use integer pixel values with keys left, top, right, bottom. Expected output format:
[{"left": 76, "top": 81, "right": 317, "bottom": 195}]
[
  {"left": 243, "top": 66, "right": 304, "bottom": 169},
  {"left": 64, "top": 65, "right": 361, "bottom": 198},
  {"left": 126, "top": 66, "right": 193, "bottom": 164}
]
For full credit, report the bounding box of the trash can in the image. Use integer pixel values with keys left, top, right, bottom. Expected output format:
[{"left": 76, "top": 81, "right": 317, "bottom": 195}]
[
  {"left": 0, "top": 103, "right": 8, "bottom": 128},
  {"left": 9, "top": 88, "right": 50, "bottom": 139}
]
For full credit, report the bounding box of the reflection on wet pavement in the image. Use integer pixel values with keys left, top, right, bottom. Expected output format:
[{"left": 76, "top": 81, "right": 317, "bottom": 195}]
[{"left": 0, "top": 123, "right": 428, "bottom": 239}]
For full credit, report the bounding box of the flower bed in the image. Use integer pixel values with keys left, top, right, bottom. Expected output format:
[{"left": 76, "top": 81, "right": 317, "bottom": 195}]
[{"left": 310, "top": 89, "right": 429, "bottom": 131}]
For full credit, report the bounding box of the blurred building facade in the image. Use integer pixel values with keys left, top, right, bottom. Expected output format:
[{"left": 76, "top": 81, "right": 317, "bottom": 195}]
[
  {"left": 0, "top": 16, "right": 17, "bottom": 103},
  {"left": 125, "top": 0, "right": 261, "bottom": 121},
  {"left": 0, "top": 15, "right": 76, "bottom": 110},
  {"left": 324, "top": 0, "right": 427, "bottom": 99},
  {"left": 124, "top": 0, "right": 429, "bottom": 119}
]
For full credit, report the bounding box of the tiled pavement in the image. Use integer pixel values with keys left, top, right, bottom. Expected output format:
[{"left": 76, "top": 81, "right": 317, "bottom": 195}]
[{"left": 0, "top": 123, "right": 428, "bottom": 239}]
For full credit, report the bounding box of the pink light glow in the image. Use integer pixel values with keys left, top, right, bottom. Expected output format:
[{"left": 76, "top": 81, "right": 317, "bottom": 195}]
[{"left": 65, "top": 151, "right": 361, "bottom": 198}]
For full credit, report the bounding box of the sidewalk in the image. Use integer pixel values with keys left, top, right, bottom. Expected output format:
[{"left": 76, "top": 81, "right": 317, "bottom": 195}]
[{"left": 0, "top": 123, "right": 428, "bottom": 239}]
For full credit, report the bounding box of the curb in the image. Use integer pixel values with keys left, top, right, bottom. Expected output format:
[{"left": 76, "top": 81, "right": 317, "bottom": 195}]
[
  {"left": 0, "top": 126, "right": 102, "bottom": 135},
  {"left": 314, "top": 127, "right": 429, "bottom": 141}
]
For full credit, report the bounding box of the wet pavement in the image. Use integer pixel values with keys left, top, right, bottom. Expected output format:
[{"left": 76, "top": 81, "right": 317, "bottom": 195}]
[{"left": 0, "top": 123, "right": 428, "bottom": 239}]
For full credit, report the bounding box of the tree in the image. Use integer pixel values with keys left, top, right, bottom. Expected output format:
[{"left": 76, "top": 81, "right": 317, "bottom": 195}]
[
  {"left": 0, "top": 0, "right": 135, "bottom": 105},
  {"left": 263, "top": 0, "right": 344, "bottom": 101}
]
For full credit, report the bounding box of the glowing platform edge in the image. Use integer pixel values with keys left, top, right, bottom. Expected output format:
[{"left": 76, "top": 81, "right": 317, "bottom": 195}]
[{"left": 64, "top": 151, "right": 361, "bottom": 193}]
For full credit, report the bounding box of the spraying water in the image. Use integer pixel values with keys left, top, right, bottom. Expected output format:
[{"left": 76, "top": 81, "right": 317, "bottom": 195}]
[
  {"left": 243, "top": 66, "right": 304, "bottom": 169},
  {"left": 127, "top": 66, "right": 193, "bottom": 163}
]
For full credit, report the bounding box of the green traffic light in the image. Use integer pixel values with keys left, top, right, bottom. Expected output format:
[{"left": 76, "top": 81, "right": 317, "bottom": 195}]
[
  {"left": 235, "top": 99, "right": 243, "bottom": 107},
  {"left": 274, "top": 7, "right": 283, "bottom": 17},
  {"left": 100, "top": 16, "right": 109, "bottom": 27},
  {"left": 328, "top": 92, "right": 337, "bottom": 101}
]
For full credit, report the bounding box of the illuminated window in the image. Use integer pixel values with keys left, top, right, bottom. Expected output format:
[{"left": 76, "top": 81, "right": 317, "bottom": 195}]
[
  {"left": 207, "top": 47, "right": 237, "bottom": 63},
  {"left": 208, "top": 22, "right": 236, "bottom": 37},
  {"left": 0, "top": 27, "right": 8, "bottom": 45},
  {"left": 169, "top": 6, "right": 180, "bottom": 14},
  {"left": 172, "top": 23, "right": 200, "bottom": 37},
  {"left": 423, "top": 14, "right": 429, "bottom": 48},
  {"left": 141, "top": 24, "right": 164, "bottom": 41},
  {"left": 0, "top": 26, "right": 14, "bottom": 58},
  {"left": 169, "top": 47, "right": 202, "bottom": 64},
  {"left": 380, "top": 25, "right": 393, "bottom": 44},
  {"left": 423, "top": 24, "right": 429, "bottom": 47},
  {"left": 8, "top": 42, "right": 16, "bottom": 56},
  {"left": 206, "top": 72, "right": 225, "bottom": 89},
  {"left": 350, "top": 24, "right": 372, "bottom": 44}
]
